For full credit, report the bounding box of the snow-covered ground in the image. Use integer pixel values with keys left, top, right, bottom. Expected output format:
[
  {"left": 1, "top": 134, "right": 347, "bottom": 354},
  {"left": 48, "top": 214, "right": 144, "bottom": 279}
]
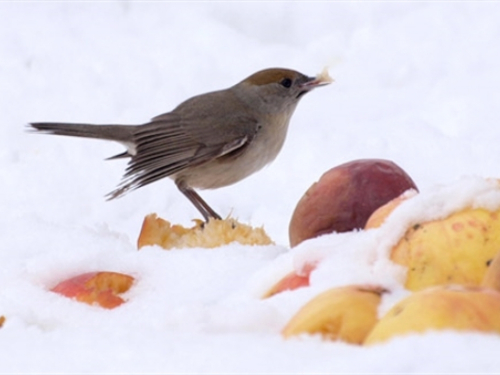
[{"left": 2, "top": 2, "right": 500, "bottom": 373}]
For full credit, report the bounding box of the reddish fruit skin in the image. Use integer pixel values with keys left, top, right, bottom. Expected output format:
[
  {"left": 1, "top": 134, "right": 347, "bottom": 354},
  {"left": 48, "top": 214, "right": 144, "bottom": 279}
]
[
  {"left": 270, "top": 272, "right": 309, "bottom": 294},
  {"left": 289, "top": 159, "right": 418, "bottom": 246},
  {"left": 264, "top": 262, "right": 316, "bottom": 298},
  {"left": 51, "top": 273, "right": 99, "bottom": 298},
  {"left": 51, "top": 271, "right": 134, "bottom": 309}
]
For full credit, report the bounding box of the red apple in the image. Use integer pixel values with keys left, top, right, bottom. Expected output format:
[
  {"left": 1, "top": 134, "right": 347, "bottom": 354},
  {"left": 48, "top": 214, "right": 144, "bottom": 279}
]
[
  {"left": 289, "top": 159, "right": 418, "bottom": 247},
  {"left": 263, "top": 262, "right": 316, "bottom": 298},
  {"left": 51, "top": 271, "right": 135, "bottom": 309}
]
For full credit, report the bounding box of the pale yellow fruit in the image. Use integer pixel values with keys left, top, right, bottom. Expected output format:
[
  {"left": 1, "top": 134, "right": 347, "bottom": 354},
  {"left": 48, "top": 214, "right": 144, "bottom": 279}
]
[
  {"left": 137, "top": 214, "right": 273, "bottom": 249},
  {"left": 282, "top": 285, "right": 385, "bottom": 345},
  {"left": 391, "top": 208, "right": 500, "bottom": 291},
  {"left": 365, "top": 285, "right": 500, "bottom": 345},
  {"left": 365, "top": 192, "right": 413, "bottom": 229},
  {"left": 482, "top": 250, "right": 500, "bottom": 291}
]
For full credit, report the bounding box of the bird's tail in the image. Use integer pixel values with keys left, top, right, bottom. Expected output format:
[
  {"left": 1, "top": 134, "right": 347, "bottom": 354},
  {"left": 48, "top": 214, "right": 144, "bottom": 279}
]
[
  {"left": 29, "top": 122, "right": 136, "bottom": 143},
  {"left": 29, "top": 122, "right": 139, "bottom": 159}
]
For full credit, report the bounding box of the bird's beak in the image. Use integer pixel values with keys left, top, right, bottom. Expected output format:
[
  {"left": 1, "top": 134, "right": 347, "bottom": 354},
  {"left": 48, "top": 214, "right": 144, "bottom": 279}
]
[{"left": 300, "top": 68, "right": 334, "bottom": 91}]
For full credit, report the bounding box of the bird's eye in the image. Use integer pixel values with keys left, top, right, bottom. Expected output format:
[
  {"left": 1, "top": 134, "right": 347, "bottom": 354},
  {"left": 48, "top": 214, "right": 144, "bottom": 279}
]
[{"left": 280, "top": 78, "right": 293, "bottom": 88}]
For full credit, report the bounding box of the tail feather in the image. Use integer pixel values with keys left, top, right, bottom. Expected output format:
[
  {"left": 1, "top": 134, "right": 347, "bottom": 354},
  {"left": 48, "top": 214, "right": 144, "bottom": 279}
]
[
  {"left": 29, "top": 122, "right": 136, "bottom": 143},
  {"left": 105, "top": 151, "right": 131, "bottom": 160}
]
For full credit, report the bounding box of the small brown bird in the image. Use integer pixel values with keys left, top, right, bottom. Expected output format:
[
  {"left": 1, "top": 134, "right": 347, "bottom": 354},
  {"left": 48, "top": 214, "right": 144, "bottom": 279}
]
[{"left": 30, "top": 67, "right": 332, "bottom": 220}]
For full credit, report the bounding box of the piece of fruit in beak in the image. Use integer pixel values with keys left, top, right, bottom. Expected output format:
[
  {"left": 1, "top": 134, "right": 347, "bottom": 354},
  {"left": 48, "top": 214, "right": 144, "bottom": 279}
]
[{"left": 302, "top": 67, "right": 334, "bottom": 89}]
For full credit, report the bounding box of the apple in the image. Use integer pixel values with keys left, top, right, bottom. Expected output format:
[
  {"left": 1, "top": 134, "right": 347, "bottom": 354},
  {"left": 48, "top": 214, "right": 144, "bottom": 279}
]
[
  {"left": 51, "top": 271, "right": 135, "bottom": 309},
  {"left": 364, "top": 285, "right": 500, "bottom": 345},
  {"left": 483, "top": 250, "right": 500, "bottom": 291},
  {"left": 263, "top": 262, "right": 316, "bottom": 298},
  {"left": 138, "top": 213, "right": 273, "bottom": 249},
  {"left": 282, "top": 285, "right": 386, "bottom": 345},
  {"left": 363, "top": 180, "right": 500, "bottom": 291},
  {"left": 391, "top": 207, "right": 500, "bottom": 291},
  {"left": 364, "top": 191, "right": 415, "bottom": 229},
  {"left": 289, "top": 159, "right": 418, "bottom": 247},
  {"left": 138, "top": 213, "right": 194, "bottom": 249}
]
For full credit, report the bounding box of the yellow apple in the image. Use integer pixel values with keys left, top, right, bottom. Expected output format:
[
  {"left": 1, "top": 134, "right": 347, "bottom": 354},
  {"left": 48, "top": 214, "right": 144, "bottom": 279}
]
[
  {"left": 482, "top": 250, "right": 500, "bottom": 291},
  {"left": 364, "top": 192, "right": 414, "bottom": 229},
  {"left": 391, "top": 208, "right": 500, "bottom": 291},
  {"left": 282, "top": 285, "right": 385, "bottom": 344},
  {"left": 365, "top": 285, "right": 500, "bottom": 345}
]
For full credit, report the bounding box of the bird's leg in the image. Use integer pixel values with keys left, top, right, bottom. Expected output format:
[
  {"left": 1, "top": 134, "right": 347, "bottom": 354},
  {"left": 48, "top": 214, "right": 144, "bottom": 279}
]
[{"left": 175, "top": 180, "right": 222, "bottom": 222}]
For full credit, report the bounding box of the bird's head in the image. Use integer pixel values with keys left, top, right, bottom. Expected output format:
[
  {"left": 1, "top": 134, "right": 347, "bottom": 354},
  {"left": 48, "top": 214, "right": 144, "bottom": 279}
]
[{"left": 233, "top": 67, "right": 333, "bottom": 114}]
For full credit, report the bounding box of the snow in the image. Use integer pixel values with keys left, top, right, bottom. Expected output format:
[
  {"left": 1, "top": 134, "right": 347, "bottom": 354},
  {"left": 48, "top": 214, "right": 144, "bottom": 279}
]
[{"left": 2, "top": 1, "right": 500, "bottom": 373}]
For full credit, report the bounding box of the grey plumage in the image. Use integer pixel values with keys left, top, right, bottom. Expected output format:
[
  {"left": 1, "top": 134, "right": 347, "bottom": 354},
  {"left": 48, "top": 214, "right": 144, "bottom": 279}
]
[
  {"left": 29, "top": 67, "right": 330, "bottom": 220},
  {"left": 30, "top": 89, "right": 260, "bottom": 201}
]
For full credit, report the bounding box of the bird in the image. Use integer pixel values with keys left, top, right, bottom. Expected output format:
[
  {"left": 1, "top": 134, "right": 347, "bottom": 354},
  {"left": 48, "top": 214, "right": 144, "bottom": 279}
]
[{"left": 30, "top": 67, "right": 332, "bottom": 221}]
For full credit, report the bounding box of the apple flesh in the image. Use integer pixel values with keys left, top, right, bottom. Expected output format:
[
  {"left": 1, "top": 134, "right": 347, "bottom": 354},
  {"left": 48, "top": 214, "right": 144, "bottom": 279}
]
[
  {"left": 289, "top": 159, "right": 418, "bottom": 247},
  {"left": 51, "top": 271, "right": 135, "bottom": 309},
  {"left": 138, "top": 213, "right": 273, "bottom": 249}
]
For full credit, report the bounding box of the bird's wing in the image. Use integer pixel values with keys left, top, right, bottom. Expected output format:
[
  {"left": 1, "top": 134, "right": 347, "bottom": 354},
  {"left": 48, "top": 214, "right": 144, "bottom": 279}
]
[
  {"left": 107, "top": 95, "right": 259, "bottom": 198},
  {"left": 151, "top": 89, "right": 258, "bottom": 147}
]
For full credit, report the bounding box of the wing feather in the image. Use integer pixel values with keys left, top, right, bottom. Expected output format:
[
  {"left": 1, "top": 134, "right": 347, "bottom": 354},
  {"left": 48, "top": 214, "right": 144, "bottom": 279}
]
[{"left": 108, "top": 92, "right": 259, "bottom": 198}]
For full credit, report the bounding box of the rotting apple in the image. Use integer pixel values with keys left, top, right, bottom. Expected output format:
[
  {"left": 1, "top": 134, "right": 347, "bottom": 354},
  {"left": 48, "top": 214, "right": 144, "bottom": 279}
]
[
  {"left": 138, "top": 213, "right": 273, "bottom": 250},
  {"left": 483, "top": 249, "right": 500, "bottom": 291},
  {"left": 391, "top": 207, "right": 500, "bottom": 291},
  {"left": 51, "top": 271, "right": 135, "bottom": 309},
  {"left": 364, "top": 285, "right": 500, "bottom": 345},
  {"left": 289, "top": 159, "right": 418, "bottom": 247}
]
